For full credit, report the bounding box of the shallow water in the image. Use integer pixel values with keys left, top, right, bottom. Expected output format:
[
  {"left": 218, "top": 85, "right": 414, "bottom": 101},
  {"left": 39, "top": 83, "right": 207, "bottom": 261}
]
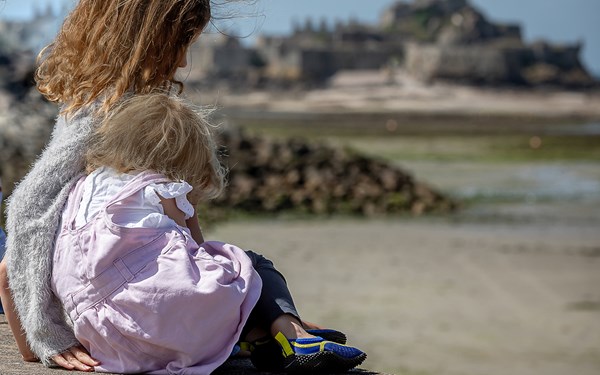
[
  {"left": 401, "top": 160, "right": 600, "bottom": 224},
  {"left": 552, "top": 121, "right": 600, "bottom": 136},
  {"left": 403, "top": 161, "right": 600, "bottom": 202}
]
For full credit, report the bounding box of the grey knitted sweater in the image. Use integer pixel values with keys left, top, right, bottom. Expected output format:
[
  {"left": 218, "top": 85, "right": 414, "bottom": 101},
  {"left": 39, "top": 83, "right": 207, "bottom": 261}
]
[{"left": 5, "top": 107, "right": 99, "bottom": 364}]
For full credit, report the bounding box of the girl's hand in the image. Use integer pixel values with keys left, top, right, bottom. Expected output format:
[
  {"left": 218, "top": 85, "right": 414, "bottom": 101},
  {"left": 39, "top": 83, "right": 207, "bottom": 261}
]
[{"left": 51, "top": 345, "right": 99, "bottom": 372}]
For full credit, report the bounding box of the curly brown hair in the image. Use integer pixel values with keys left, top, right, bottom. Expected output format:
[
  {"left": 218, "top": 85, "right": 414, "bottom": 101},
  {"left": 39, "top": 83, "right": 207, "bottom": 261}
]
[{"left": 36, "top": 0, "right": 211, "bottom": 115}]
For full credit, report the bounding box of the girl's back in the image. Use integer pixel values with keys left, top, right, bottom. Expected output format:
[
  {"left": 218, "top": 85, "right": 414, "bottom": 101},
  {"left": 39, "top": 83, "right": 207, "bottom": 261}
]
[{"left": 52, "top": 169, "right": 261, "bottom": 374}]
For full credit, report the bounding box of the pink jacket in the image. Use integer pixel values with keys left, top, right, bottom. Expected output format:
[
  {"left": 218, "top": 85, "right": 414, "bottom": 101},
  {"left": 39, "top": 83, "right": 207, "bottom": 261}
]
[{"left": 51, "top": 171, "right": 261, "bottom": 374}]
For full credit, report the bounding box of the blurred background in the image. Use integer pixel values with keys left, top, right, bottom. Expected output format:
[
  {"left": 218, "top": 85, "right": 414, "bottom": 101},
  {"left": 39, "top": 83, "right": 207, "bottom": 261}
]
[{"left": 1, "top": 1, "right": 599, "bottom": 375}]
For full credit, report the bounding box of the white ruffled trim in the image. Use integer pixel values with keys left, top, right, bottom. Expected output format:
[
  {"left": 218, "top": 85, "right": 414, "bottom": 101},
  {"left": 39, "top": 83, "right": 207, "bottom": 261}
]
[{"left": 146, "top": 181, "right": 195, "bottom": 220}]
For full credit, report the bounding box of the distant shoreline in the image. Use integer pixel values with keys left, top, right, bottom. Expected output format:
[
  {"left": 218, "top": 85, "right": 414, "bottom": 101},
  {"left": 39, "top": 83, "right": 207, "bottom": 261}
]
[
  {"left": 218, "top": 88, "right": 600, "bottom": 123},
  {"left": 192, "top": 72, "right": 600, "bottom": 124},
  {"left": 222, "top": 108, "right": 599, "bottom": 129}
]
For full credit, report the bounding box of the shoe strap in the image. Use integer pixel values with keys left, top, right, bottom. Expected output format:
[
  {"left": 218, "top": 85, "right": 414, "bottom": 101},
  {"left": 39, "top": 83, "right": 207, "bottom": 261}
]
[
  {"left": 238, "top": 341, "right": 254, "bottom": 352},
  {"left": 275, "top": 332, "right": 295, "bottom": 358}
]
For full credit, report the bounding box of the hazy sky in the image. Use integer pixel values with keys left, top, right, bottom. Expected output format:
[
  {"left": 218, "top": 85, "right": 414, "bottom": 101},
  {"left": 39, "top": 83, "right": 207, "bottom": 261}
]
[{"left": 1, "top": 0, "right": 598, "bottom": 75}]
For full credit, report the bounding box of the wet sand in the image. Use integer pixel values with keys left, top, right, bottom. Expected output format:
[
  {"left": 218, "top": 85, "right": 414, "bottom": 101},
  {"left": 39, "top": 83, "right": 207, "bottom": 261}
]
[{"left": 207, "top": 215, "right": 600, "bottom": 375}]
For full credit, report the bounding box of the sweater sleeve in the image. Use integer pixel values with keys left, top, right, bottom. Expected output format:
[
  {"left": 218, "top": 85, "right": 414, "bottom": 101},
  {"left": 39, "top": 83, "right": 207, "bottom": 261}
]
[{"left": 4, "top": 108, "right": 99, "bottom": 364}]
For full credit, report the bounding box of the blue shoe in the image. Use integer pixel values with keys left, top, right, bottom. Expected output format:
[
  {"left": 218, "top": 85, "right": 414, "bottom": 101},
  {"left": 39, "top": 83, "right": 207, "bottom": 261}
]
[
  {"left": 248, "top": 328, "right": 348, "bottom": 372},
  {"left": 275, "top": 332, "right": 367, "bottom": 373}
]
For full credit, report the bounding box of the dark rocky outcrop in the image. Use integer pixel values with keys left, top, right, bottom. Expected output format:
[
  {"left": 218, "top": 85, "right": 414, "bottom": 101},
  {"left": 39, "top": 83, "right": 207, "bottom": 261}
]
[{"left": 212, "top": 129, "right": 456, "bottom": 217}]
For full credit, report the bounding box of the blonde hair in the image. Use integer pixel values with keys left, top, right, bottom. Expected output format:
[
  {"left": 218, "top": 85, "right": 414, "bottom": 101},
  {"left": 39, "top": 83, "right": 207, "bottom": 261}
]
[
  {"left": 86, "top": 93, "right": 226, "bottom": 201},
  {"left": 36, "top": 0, "right": 211, "bottom": 115}
]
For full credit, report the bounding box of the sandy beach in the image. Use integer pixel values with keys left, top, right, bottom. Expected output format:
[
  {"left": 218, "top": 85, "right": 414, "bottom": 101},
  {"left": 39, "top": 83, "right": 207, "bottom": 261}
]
[
  {"left": 2, "top": 213, "right": 597, "bottom": 375},
  {"left": 207, "top": 214, "right": 600, "bottom": 375}
]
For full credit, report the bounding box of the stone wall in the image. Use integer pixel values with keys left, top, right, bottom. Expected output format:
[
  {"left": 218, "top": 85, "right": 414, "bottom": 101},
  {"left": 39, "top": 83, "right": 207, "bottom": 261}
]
[
  {"left": 404, "top": 43, "right": 520, "bottom": 84},
  {"left": 405, "top": 42, "right": 596, "bottom": 87}
]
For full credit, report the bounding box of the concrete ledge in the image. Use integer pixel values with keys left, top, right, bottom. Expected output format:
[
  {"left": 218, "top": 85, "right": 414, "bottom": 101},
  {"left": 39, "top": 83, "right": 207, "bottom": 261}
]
[{"left": 1, "top": 316, "right": 390, "bottom": 374}]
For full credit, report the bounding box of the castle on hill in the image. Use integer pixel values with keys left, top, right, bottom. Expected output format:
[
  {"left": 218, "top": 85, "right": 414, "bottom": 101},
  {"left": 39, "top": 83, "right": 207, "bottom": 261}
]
[{"left": 189, "top": 0, "right": 595, "bottom": 89}]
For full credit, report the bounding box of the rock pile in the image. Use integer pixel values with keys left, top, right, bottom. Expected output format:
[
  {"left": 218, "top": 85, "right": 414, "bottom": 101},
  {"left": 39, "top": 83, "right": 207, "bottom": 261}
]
[{"left": 213, "top": 129, "right": 456, "bottom": 216}]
